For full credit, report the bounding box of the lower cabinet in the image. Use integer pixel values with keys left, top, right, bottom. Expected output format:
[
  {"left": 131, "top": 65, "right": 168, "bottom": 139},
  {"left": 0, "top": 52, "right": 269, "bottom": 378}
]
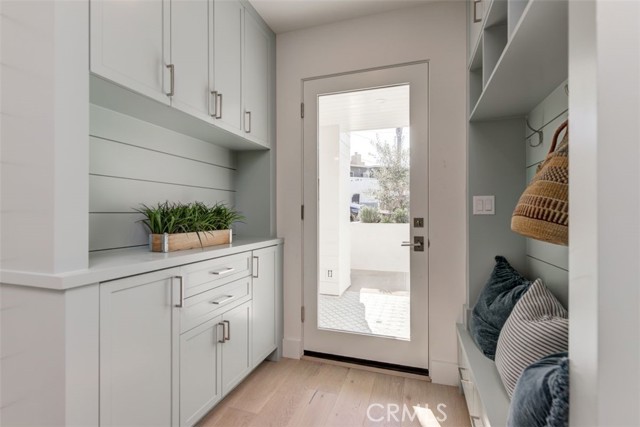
[
  {"left": 99, "top": 268, "right": 180, "bottom": 427},
  {"left": 251, "top": 245, "right": 278, "bottom": 365},
  {"left": 221, "top": 302, "right": 252, "bottom": 393},
  {"left": 99, "top": 246, "right": 280, "bottom": 427},
  {"left": 179, "top": 318, "right": 223, "bottom": 427}
]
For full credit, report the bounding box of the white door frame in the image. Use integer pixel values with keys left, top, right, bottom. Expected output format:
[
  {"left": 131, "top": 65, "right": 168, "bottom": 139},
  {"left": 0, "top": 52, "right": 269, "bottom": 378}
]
[{"left": 302, "top": 62, "right": 429, "bottom": 369}]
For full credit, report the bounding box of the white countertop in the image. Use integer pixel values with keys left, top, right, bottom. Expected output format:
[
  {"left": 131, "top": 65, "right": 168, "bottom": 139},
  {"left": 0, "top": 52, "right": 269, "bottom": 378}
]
[{"left": 0, "top": 237, "right": 283, "bottom": 290}]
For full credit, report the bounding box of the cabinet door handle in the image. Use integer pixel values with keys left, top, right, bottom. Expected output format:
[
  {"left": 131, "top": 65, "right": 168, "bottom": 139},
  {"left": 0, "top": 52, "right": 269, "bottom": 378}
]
[
  {"left": 253, "top": 256, "right": 259, "bottom": 278},
  {"left": 210, "top": 294, "right": 235, "bottom": 305},
  {"left": 210, "top": 90, "right": 218, "bottom": 117},
  {"left": 244, "top": 110, "right": 252, "bottom": 133},
  {"left": 470, "top": 416, "right": 482, "bottom": 427},
  {"left": 217, "top": 322, "right": 226, "bottom": 343},
  {"left": 223, "top": 320, "right": 230, "bottom": 341},
  {"left": 210, "top": 267, "right": 235, "bottom": 276},
  {"left": 473, "top": 0, "right": 482, "bottom": 23},
  {"left": 175, "top": 275, "right": 185, "bottom": 308},
  {"left": 166, "top": 64, "right": 175, "bottom": 97},
  {"left": 216, "top": 93, "right": 223, "bottom": 119}
]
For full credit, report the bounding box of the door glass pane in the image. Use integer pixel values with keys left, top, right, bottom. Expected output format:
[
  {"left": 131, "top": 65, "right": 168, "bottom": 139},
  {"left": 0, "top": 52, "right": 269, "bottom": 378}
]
[{"left": 317, "top": 85, "right": 410, "bottom": 340}]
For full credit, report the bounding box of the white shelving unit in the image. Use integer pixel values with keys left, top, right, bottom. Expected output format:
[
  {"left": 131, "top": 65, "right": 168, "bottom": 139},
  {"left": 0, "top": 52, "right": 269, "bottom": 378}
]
[
  {"left": 464, "top": 0, "right": 569, "bottom": 421},
  {"left": 470, "top": 0, "right": 568, "bottom": 121}
]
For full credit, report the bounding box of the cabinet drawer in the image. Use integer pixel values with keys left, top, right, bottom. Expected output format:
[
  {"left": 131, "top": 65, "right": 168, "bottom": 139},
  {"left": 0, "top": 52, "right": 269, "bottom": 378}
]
[
  {"left": 182, "top": 252, "right": 252, "bottom": 298},
  {"left": 181, "top": 277, "right": 251, "bottom": 333}
]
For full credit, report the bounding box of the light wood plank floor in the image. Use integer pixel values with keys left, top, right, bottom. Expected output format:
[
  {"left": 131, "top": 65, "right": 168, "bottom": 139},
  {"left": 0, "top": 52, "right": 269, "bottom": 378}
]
[{"left": 198, "top": 358, "right": 471, "bottom": 427}]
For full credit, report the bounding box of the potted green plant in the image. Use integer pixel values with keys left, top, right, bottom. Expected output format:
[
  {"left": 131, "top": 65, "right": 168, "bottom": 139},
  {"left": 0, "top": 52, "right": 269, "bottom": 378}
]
[{"left": 135, "top": 201, "right": 244, "bottom": 253}]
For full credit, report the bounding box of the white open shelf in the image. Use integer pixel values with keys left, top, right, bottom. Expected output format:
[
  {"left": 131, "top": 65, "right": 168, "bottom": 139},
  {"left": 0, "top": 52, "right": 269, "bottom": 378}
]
[{"left": 469, "top": 0, "right": 568, "bottom": 121}]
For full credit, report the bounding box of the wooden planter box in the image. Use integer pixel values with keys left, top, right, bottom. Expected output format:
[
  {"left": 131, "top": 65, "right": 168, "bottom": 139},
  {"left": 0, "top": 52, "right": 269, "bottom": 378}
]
[{"left": 149, "top": 230, "right": 232, "bottom": 253}]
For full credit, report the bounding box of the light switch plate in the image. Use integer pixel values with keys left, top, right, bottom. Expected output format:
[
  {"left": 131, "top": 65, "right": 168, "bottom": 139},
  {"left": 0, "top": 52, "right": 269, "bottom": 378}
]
[{"left": 473, "top": 195, "right": 495, "bottom": 215}]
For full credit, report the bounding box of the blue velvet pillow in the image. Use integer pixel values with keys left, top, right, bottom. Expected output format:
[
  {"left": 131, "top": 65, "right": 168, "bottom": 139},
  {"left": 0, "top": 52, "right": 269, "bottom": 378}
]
[
  {"left": 469, "top": 256, "right": 531, "bottom": 359},
  {"left": 507, "top": 352, "right": 569, "bottom": 427}
]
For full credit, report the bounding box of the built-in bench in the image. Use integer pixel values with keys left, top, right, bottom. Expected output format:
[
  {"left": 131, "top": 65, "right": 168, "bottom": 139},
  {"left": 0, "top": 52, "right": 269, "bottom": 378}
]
[{"left": 457, "top": 323, "right": 510, "bottom": 427}]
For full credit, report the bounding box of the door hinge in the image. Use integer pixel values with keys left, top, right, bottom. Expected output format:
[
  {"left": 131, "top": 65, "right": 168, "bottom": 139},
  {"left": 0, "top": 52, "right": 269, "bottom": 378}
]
[
  {"left": 301, "top": 102, "right": 305, "bottom": 119},
  {"left": 301, "top": 205, "right": 305, "bottom": 220},
  {"left": 301, "top": 306, "right": 305, "bottom": 323}
]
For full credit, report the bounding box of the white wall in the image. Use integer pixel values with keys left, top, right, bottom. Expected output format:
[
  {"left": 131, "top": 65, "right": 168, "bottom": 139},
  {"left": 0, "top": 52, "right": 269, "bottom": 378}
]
[
  {"left": 351, "top": 223, "right": 410, "bottom": 273},
  {"left": 318, "top": 126, "right": 351, "bottom": 296},
  {"left": 569, "top": 1, "right": 640, "bottom": 425},
  {"left": 276, "top": 1, "right": 467, "bottom": 385},
  {"left": 0, "top": 1, "right": 89, "bottom": 274}
]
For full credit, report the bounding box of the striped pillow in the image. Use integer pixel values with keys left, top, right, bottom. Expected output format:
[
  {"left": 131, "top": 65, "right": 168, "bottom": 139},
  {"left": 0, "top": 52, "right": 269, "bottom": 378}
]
[{"left": 495, "top": 279, "right": 568, "bottom": 397}]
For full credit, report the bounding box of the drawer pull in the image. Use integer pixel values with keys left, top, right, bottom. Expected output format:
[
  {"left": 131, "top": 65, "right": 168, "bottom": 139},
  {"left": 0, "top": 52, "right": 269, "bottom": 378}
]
[
  {"left": 210, "top": 295, "right": 235, "bottom": 305},
  {"left": 210, "top": 267, "right": 235, "bottom": 276}
]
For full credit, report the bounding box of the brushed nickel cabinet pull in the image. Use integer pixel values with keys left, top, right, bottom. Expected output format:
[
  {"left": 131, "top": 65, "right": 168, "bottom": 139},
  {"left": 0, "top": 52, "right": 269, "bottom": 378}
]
[
  {"left": 166, "top": 64, "right": 175, "bottom": 97},
  {"left": 210, "top": 90, "right": 218, "bottom": 117},
  {"left": 210, "top": 267, "right": 235, "bottom": 275},
  {"left": 253, "top": 256, "right": 259, "bottom": 278},
  {"left": 210, "top": 294, "right": 235, "bottom": 305},
  {"left": 244, "top": 110, "right": 252, "bottom": 133},
  {"left": 223, "top": 320, "right": 230, "bottom": 341},
  {"left": 473, "top": 0, "right": 482, "bottom": 23},
  {"left": 216, "top": 93, "right": 223, "bottom": 119},
  {"left": 175, "top": 275, "right": 184, "bottom": 308},
  {"left": 217, "top": 322, "right": 226, "bottom": 343}
]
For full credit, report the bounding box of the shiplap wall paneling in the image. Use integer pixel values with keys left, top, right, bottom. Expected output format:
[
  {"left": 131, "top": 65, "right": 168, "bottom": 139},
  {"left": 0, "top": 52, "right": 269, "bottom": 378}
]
[
  {"left": 89, "top": 105, "right": 237, "bottom": 252},
  {"left": 523, "top": 80, "right": 569, "bottom": 303},
  {"left": 468, "top": 119, "right": 527, "bottom": 306}
]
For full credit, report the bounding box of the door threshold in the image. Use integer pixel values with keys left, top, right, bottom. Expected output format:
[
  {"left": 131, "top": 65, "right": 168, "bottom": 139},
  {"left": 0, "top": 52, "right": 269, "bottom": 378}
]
[{"left": 303, "top": 351, "right": 430, "bottom": 382}]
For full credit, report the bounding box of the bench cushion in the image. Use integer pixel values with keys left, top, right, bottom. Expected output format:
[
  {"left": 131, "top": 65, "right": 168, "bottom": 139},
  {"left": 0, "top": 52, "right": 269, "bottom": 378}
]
[
  {"left": 495, "top": 279, "right": 569, "bottom": 397},
  {"left": 507, "top": 352, "right": 569, "bottom": 427},
  {"left": 469, "top": 256, "right": 531, "bottom": 360}
]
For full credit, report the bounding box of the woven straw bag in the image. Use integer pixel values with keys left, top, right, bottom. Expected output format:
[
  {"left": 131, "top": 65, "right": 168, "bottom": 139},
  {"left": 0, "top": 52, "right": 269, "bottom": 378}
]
[{"left": 511, "top": 120, "right": 569, "bottom": 246}]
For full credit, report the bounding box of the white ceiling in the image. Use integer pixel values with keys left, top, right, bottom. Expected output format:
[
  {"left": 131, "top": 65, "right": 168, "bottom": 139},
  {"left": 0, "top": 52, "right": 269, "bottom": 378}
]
[
  {"left": 318, "top": 84, "right": 410, "bottom": 132},
  {"left": 249, "top": 0, "right": 435, "bottom": 34}
]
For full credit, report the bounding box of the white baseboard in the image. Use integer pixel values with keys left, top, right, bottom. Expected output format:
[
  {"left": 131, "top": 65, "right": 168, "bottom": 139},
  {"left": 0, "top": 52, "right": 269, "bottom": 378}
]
[
  {"left": 282, "top": 337, "right": 302, "bottom": 359},
  {"left": 429, "top": 359, "right": 459, "bottom": 386}
]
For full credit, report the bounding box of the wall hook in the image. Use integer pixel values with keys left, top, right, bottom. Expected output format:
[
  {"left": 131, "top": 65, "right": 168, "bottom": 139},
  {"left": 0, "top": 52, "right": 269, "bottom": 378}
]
[{"left": 526, "top": 118, "right": 543, "bottom": 147}]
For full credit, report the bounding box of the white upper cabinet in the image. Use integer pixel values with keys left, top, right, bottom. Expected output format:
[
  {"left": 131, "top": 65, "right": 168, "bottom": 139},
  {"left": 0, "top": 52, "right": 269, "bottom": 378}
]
[
  {"left": 243, "top": 10, "right": 270, "bottom": 147},
  {"left": 90, "top": 0, "right": 272, "bottom": 149},
  {"left": 170, "top": 0, "right": 213, "bottom": 120},
  {"left": 90, "top": 0, "right": 170, "bottom": 104},
  {"left": 213, "top": 0, "right": 244, "bottom": 133}
]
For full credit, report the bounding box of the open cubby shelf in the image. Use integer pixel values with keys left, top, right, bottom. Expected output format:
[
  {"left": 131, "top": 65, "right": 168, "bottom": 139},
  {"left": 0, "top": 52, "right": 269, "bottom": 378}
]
[{"left": 469, "top": 0, "right": 568, "bottom": 122}]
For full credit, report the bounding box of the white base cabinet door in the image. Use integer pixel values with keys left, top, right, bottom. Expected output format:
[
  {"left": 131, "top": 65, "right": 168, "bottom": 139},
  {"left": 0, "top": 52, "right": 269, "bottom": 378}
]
[
  {"left": 251, "top": 246, "right": 277, "bottom": 365},
  {"left": 221, "top": 301, "right": 252, "bottom": 394},
  {"left": 179, "top": 317, "right": 223, "bottom": 427},
  {"left": 90, "top": 0, "right": 170, "bottom": 104},
  {"left": 99, "top": 269, "right": 179, "bottom": 427}
]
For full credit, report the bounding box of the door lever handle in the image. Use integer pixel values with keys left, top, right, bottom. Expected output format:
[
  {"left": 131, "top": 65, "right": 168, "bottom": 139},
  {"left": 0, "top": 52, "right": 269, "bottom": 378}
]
[{"left": 401, "top": 236, "right": 425, "bottom": 251}]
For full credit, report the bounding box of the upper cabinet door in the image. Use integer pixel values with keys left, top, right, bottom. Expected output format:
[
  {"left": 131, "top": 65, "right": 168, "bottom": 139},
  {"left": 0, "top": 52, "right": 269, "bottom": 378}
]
[
  {"left": 213, "top": 0, "right": 244, "bottom": 133},
  {"left": 171, "top": 0, "right": 213, "bottom": 120},
  {"left": 243, "top": 11, "right": 270, "bottom": 147},
  {"left": 90, "top": 0, "right": 171, "bottom": 105}
]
